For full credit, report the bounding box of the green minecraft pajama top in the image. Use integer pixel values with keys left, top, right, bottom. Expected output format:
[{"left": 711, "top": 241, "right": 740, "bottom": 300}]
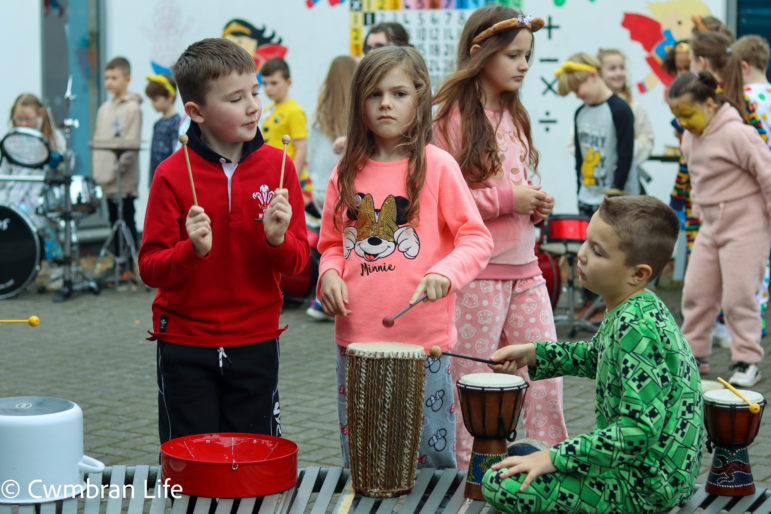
[{"left": 482, "top": 290, "right": 704, "bottom": 513}]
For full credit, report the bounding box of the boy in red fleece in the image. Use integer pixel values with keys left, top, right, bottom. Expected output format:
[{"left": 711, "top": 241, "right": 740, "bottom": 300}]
[{"left": 138, "top": 38, "right": 310, "bottom": 443}]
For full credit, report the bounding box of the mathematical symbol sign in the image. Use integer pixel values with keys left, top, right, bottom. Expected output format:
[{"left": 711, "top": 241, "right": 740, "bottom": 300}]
[{"left": 539, "top": 111, "right": 557, "bottom": 132}]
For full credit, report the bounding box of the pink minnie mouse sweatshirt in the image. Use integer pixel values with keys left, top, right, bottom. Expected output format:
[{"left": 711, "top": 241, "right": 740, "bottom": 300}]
[
  {"left": 434, "top": 107, "right": 543, "bottom": 280},
  {"left": 317, "top": 144, "right": 493, "bottom": 351}
]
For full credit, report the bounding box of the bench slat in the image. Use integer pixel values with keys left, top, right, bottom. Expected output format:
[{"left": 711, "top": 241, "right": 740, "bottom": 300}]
[
  {"left": 289, "top": 467, "right": 318, "bottom": 514},
  {"left": 443, "top": 472, "right": 469, "bottom": 514},
  {"left": 732, "top": 487, "right": 767, "bottom": 513},
  {"left": 397, "top": 469, "right": 433, "bottom": 513},
  {"left": 127, "top": 465, "right": 150, "bottom": 514},
  {"left": 60, "top": 497, "right": 79, "bottom": 514},
  {"left": 673, "top": 484, "right": 711, "bottom": 514},
  {"left": 332, "top": 477, "right": 355, "bottom": 513},
  {"left": 192, "top": 497, "right": 212, "bottom": 514},
  {"left": 236, "top": 497, "right": 257, "bottom": 514},
  {"left": 751, "top": 493, "right": 771, "bottom": 514},
  {"left": 83, "top": 472, "right": 102, "bottom": 514},
  {"left": 419, "top": 469, "right": 457, "bottom": 514},
  {"left": 105, "top": 465, "right": 126, "bottom": 514},
  {"left": 309, "top": 467, "right": 343, "bottom": 514},
  {"left": 171, "top": 495, "right": 190, "bottom": 514}
]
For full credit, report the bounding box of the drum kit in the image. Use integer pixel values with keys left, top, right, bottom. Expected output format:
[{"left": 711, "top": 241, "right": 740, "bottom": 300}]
[{"left": 0, "top": 85, "right": 101, "bottom": 302}]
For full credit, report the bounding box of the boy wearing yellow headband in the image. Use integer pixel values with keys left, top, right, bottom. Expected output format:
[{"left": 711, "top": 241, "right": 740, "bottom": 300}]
[{"left": 145, "top": 73, "right": 181, "bottom": 185}]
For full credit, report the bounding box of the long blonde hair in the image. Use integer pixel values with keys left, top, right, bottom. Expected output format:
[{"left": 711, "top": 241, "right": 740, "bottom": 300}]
[
  {"left": 314, "top": 55, "right": 357, "bottom": 140},
  {"left": 597, "top": 48, "right": 633, "bottom": 104},
  {"left": 334, "top": 46, "right": 432, "bottom": 229},
  {"left": 9, "top": 93, "right": 60, "bottom": 152},
  {"left": 433, "top": 5, "right": 539, "bottom": 183}
]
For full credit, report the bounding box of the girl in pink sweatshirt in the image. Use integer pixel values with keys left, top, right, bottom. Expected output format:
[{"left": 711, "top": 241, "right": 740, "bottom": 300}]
[
  {"left": 317, "top": 46, "right": 493, "bottom": 468},
  {"left": 432, "top": 6, "right": 568, "bottom": 470},
  {"left": 668, "top": 71, "right": 771, "bottom": 387}
]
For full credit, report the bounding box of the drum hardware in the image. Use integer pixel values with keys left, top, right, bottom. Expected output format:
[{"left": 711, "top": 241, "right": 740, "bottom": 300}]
[
  {"left": 0, "top": 121, "right": 99, "bottom": 302},
  {"left": 382, "top": 293, "right": 427, "bottom": 327},
  {"left": 456, "top": 373, "right": 528, "bottom": 500},
  {"left": 540, "top": 215, "right": 602, "bottom": 337},
  {"left": 88, "top": 140, "right": 147, "bottom": 292},
  {"left": 345, "top": 342, "right": 425, "bottom": 498}
]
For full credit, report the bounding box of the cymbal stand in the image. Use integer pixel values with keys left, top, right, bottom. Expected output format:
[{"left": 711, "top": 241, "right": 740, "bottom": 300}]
[
  {"left": 91, "top": 148, "right": 144, "bottom": 291},
  {"left": 553, "top": 252, "right": 603, "bottom": 337}
]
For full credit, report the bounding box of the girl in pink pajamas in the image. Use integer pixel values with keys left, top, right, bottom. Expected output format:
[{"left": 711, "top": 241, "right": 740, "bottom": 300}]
[{"left": 432, "top": 5, "right": 568, "bottom": 469}]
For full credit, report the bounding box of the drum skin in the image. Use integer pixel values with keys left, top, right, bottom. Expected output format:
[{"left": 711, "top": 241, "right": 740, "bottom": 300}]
[{"left": 345, "top": 343, "right": 426, "bottom": 498}]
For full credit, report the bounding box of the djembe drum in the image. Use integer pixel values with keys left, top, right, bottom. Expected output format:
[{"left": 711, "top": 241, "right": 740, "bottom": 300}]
[
  {"left": 345, "top": 342, "right": 426, "bottom": 498},
  {"left": 457, "top": 373, "right": 528, "bottom": 500},
  {"left": 703, "top": 388, "right": 766, "bottom": 495}
]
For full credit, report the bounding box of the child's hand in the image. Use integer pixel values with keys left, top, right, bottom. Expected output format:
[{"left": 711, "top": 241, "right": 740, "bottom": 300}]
[
  {"left": 488, "top": 343, "right": 536, "bottom": 373},
  {"left": 411, "top": 273, "right": 450, "bottom": 303},
  {"left": 490, "top": 449, "right": 556, "bottom": 491},
  {"left": 264, "top": 188, "right": 292, "bottom": 246},
  {"left": 533, "top": 193, "right": 554, "bottom": 219},
  {"left": 332, "top": 136, "right": 347, "bottom": 155},
  {"left": 320, "top": 270, "right": 352, "bottom": 316},
  {"left": 186, "top": 205, "right": 212, "bottom": 256},
  {"left": 514, "top": 184, "right": 547, "bottom": 215}
]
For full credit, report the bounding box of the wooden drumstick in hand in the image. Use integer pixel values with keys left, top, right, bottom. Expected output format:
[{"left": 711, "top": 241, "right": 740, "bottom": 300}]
[
  {"left": 429, "top": 345, "right": 496, "bottom": 365},
  {"left": 179, "top": 134, "right": 198, "bottom": 205},
  {"left": 279, "top": 135, "right": 291, "bottom": 189},
  {"left": 0, "top": 316, "right": 40, "bottom": 326}
]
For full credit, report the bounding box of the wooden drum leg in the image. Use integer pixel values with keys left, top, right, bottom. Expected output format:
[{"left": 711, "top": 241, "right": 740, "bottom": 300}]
[{"left": 465, "top": 437, "right": 507, "bottom": 500}]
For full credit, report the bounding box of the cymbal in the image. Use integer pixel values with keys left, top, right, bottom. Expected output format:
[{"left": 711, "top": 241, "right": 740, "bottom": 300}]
[{"left": 89, "top": 139, "right": 143, "bottom": 150}]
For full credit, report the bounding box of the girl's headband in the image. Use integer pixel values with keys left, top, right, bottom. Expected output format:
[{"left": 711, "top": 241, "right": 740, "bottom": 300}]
[
  {"left": 146, "top": 74, "right": 176, "bottom": 98},
  {"left": 553, "top": 61, "right": 596, "bottom": 76},
  {"left": 471, "top": 15, "right": 544, "bottom": 46}
]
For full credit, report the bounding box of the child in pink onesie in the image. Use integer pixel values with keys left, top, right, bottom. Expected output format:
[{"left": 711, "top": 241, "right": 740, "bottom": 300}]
[
  {"left": 432, "top": 6, "right": 568, "bottom": 470},
  {"left": 668, "top": 71, "right": 771, "bottom": 387},
  {"left": 317, "top": 46, "right": 494, "bottom": 468}
]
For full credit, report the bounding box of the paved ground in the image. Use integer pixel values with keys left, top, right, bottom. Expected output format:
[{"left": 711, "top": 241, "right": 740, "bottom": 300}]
[{"left": 1, "top": 259, "right": 769, "bottom": 490}]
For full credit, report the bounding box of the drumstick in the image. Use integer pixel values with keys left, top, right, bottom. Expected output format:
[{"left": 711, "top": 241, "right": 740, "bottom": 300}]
[
  {"left": 717, "top": 377, "right": 761, "bottom": 414},
  {"left": 179, "top": 134, "right": 198, "bottom": 206},
  {"left": 0, "top": 316, "right": 40, "bottom": 327},
  {"left": 279, "top": 135, "right": 291, "bottom": 189},
  {"left": 429, "top": 346, "right": 496, "bottom": 365},
  {"left": 382, "top": 294, "right": 428, "bottom": 328}
]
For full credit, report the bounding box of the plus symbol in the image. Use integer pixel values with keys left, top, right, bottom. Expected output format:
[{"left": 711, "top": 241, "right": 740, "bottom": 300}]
[{"left": 543, "top": 16, "right": 560, "bottom": 40}]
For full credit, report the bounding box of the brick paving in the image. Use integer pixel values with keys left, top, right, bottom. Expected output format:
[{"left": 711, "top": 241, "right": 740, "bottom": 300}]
[{"left": 0, "top": 266, "right": 769, "bottom": 488}]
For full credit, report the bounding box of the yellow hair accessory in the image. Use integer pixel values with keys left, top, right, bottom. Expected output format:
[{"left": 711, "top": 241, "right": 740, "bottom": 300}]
[
  {"left": 553, "top": 61, "right": 596, "bottom": 77},
  {"left": 145, "top": 74, "right": 176, "bottom": 98},
  {"left": 223, "top": 21, "right": 250, "bottom": 37},
  {"left": 675, "top": 41, "right": 690, "bottom": 53},
  {"left": 471, "top": 15, "right": 545, "bottom": 46}
]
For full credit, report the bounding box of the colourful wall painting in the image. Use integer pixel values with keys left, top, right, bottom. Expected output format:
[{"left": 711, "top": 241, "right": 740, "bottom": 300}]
[
  {"left": 222, "top": 19, "right": 288, "bottom": 74},
  {"left": 622, "top": 0, "right": 712, "bottom": 93}
]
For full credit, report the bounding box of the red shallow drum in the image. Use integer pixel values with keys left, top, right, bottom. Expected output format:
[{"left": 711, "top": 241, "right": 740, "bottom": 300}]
[
  {"left": 161, "top": 433, "right": 298, "bottom": 498},
  {"left": 535, "top": 244, "right": 561, "bottom": 308},
  {"left": 539, "top": 215, "right": 590, "bottom": 255}
]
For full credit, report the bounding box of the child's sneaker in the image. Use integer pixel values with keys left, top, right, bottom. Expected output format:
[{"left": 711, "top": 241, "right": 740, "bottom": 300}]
[
  {"left": 711, "top": 321, "right": 732, "bottom": 349},
  {"left": 695, "top": 358, "right": 710, "bottom": 375},
  {"left": 728, "top": 362, "right": 761, "bottom": 387},
  {"left": 306, "top": 299, "right": 334, "bottom": 321}
]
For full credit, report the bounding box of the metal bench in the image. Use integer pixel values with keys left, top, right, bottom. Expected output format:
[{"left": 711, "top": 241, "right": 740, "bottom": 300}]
[{"left": 0, "top": 466, "right": 768, "bottom": 513}]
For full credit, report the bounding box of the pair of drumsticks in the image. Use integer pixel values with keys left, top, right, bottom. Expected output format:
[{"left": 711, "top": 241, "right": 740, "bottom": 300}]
[{"left": 178, "top": 134, "right": 291, "bottom": 206}]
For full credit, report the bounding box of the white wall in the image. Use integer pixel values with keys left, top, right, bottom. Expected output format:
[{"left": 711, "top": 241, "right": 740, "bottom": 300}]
[{"left": 0, "top": 2, "right": 42, "bottom": 129}]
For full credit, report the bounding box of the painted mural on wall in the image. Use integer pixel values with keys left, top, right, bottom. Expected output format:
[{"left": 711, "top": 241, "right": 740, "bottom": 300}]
[
  {"left": 622, "top": 0, "right": 712, "bottom": 93},
  {"left": 222, "top": 19, "right": 288, "bottom": 74}
]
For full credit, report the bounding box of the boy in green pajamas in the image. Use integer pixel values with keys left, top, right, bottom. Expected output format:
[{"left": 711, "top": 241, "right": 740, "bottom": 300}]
[{"left": 483, "top": 195, "right": 704, "bottom": 513}]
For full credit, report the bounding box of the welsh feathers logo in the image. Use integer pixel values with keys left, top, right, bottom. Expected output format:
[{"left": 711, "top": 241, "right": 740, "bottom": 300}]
[{"left": 253, "top": 184, "right": 274, "bottom": 221}]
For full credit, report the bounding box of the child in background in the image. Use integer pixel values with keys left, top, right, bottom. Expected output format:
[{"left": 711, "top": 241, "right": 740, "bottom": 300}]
[
  {"left": 482, "top": 196, "right": 703, "bottom": 514},
  {"left": 145, "top": 73, "right": 181, "bottom": 186},
  {"left": 555, "top": 53, "right": 635, "bottom": 321},
  {"left": 432, "top": 6, "right": 568, "bottom": 470},
  {"left": 317, "top": 46, "right": 493, "bottom": 468},
  {"left": 92, "top": 56, "right": 142, "bottom": 263},
  {"left": 261, "top": 57, "right": 311, "bottom": 205},
  {"left": 732, "top": 34, "right": 771, "bottom": 147},
  {"left": 363, "top": 21, "right": 411, "bottom": 55},
  {"left": 305, "top": 55, "right": 357, "bottom": 322},
  {"left": 597, "top": 48, "right": 654, "bottom": 193},
  {"left": 663, "top": 40, "right": 692, "bottom": 78},
  {"left": 668, "top": 71, "right": 771, "bottom": 387},
  {"left": 138, "top": 38, "right": 310, "bottom": 443}
]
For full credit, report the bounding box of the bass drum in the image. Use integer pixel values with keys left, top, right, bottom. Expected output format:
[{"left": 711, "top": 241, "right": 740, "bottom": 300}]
[
  {"left": 0, "top": 205, "right": 40, "bottom": 299},
  {"left": 536, "top": 242, "right": 561, "bottom": 309}
]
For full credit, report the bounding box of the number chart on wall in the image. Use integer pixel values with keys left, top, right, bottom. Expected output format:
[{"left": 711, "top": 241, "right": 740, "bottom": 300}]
[{"left": 349, "top": 1, "right": 523, "bottom": 89}]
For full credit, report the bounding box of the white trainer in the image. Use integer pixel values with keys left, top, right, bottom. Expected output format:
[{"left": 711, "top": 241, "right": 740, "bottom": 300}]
[
  {"left": 711, "top": 321, "right": 732, "bottom": 349},
  {"left": 728, "top": 362, "right": 761, "bottom": 388}
]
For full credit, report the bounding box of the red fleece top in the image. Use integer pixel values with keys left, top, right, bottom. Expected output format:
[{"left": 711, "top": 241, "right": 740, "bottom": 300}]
[{"left": 139, "top": 126, "right": 310, "bottom": 347}]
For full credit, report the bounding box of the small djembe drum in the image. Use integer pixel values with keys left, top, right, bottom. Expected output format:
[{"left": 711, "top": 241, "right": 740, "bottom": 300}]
[
  {"left": 345, "top": 342, "right": 426, "bottom": 498},
  {"left": 457, "top": 373, "right": 528, "bottom": 500},
  {"left": 703, "top": 388, "right": 766, "bottom": 495}
]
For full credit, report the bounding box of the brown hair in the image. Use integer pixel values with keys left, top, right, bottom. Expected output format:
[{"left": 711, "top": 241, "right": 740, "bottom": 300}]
[
  {"left": 144, "top": 73, "right": 177, "bottom": 100},
  {"left": 314, "top": 55, "right": 356, "bottom": 140},
  {"left": 106, "top": 56, "right": 131, "bottom": 76},
  {"left": 9, "top": 93, "right": 60, "bottom": 152},
  {"left": 172, "top": 38, "right": 257, "bottom": 105},
  {"left": 691, "top": 32, "right": 746, "bottom": 117},
  {"left": 731, "top": 35, "right": 770, "bottom": 74},
  {"left": 433, "top": 5, "right": 539, "bottom": 184},
  {"left": 556, "top": 52, "right": 601, "bottom": 96},
  {"left": 692, "top": 15, "right": 734, "bottom": 41},
  {"left": 334, "top": 46, "right": 431, "bottom": 228},
  {"left": 261, "top": 57, "right": 290, "bottom": 80},
  {"left": 597, "top": 48, "right": 632, "bottom": 103},
  {"left": 598, "top": 196, "right": 679, "bottom": 280},
  {"left": 365, "top": 22, "right": 411, "bottom": 48}
]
